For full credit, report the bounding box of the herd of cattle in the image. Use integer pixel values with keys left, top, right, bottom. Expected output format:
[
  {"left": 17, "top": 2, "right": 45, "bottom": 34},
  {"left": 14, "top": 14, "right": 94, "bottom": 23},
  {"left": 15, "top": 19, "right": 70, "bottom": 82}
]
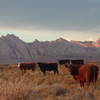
[{"left": 17, "top": 59, "right": 99, "bottom": 88}]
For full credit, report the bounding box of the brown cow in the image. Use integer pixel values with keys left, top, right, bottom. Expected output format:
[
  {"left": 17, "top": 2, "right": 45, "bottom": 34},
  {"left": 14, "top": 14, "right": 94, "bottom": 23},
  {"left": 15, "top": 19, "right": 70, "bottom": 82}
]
[
  {"left": 18, "top": 62, "right": 36, "bottom": 72},
  {"left": 65, "top": 64, "right": 99, "bottom": 88}
]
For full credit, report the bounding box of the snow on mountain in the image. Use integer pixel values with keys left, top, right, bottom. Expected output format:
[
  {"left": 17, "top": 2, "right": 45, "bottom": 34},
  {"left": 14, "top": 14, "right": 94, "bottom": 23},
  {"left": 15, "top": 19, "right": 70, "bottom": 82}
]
[{"left": 0, "top": 34, "right": 100, "bottom": 64}]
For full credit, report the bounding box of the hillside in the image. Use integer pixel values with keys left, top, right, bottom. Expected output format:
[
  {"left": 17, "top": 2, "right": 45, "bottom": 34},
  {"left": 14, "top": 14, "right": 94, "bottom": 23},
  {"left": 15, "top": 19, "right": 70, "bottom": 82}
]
[{"left": 0, "top": 34, "right": 100, "bottom": 64}]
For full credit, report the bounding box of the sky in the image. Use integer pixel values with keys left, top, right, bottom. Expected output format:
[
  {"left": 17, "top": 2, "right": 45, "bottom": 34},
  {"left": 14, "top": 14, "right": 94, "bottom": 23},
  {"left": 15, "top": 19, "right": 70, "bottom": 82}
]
[{"left": 0, "top": 0, "right": 100, "bottom": 42}]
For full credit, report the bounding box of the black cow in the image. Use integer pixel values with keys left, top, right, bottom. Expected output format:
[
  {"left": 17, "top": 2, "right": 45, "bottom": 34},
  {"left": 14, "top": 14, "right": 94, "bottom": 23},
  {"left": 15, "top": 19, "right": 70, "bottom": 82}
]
[
  {"left": 58, "top": 59, "right": 70, "bottom": 65},
  {"left": 71, "top": 60, "right": 84, "bottom": 65},
  {"left": 38, "top": 63, "right": 59, "bottom": 75}
]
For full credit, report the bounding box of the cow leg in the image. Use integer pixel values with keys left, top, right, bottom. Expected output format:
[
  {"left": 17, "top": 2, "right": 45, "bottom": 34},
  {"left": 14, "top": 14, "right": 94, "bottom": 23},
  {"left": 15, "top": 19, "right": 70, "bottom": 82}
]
[
  {"left": 85, "top": 81, "right": 90, "bottom": 89},
  {"left": 80, "top": 81, "right": 82, "bottom": 87},
  {"left": 86, "top": 82, "right": 90, "bottom": 87},
  {"left": 86, "top": 75, "right": 90, "bottom": 88},
  {"left": 54, "top": 70, "right": 57, "bottom": 75},
  {"left": 43, "top": 71, "right": 46, "bottom": 75},
  {"left": 82, "top": 82, "right": 84, "bottom": 87},
  {"left": 56, "top": 70, "right": 59, "bottom": 75},
  {"left": 80, "top": 80, "right": 84, "bottom": 88},
  {"left": 22, "top": 70, "right": 26, "bottom": 75},
  {"left": 54, "top": 69, "right": 59, "bottom": 75},
  {"left": 54, "top": 70, "right": 56, "bottom": 75},
  {"left": 93, "top": 81, "right": 96, "bottom": 90},
  {"left": 92, "top": 72, "right": 98, "bottom": 89},
  {"left": 32, "top": 69, "right": 34, "bottom": 71}
]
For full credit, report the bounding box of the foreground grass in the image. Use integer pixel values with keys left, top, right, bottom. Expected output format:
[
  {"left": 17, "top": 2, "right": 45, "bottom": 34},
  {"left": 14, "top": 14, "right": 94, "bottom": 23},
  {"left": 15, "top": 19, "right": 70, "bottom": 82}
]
[{"left": 0, "top": 63, "right": 100, "bottom": 100}]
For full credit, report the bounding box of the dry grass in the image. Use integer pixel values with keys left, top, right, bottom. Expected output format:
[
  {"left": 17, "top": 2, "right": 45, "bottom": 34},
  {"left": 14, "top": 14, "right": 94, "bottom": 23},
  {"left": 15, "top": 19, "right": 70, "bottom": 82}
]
[{"left": 0, "top": 63, "right": 99, "bottom": 100}]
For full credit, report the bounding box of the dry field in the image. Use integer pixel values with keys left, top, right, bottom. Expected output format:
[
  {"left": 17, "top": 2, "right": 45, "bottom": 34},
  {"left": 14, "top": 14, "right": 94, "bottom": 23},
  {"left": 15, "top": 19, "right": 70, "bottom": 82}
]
[{"left": 0, "top": 63, "right": 100, "bottom": 100}]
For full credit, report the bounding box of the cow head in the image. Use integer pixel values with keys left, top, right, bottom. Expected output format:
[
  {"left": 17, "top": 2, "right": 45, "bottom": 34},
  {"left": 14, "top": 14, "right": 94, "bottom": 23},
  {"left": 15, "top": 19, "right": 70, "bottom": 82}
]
[
  {"left": 70, "top": 65, "right": 79, "bottom": 75},
  {"left": 65, "top": 64, "right": 79, "bottom": 75},
  {"left": 18, "top": 63, "right": 20, "bottom": 67},
  {"left": 65, "top": 64, "right": 71, "bottom": 72}
]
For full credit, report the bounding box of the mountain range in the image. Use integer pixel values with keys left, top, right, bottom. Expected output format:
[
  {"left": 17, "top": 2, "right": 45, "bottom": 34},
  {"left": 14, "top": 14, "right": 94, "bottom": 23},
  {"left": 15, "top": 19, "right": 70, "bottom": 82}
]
[{"left": 0, "top": 34, "right": 100, "bottom": 64}]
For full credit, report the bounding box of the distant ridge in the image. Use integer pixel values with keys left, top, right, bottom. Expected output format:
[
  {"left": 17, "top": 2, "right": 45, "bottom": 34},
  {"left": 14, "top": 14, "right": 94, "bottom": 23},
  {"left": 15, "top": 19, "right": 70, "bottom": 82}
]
[{"left": 0, "top": 34, "right": 100, "bottom": 64}]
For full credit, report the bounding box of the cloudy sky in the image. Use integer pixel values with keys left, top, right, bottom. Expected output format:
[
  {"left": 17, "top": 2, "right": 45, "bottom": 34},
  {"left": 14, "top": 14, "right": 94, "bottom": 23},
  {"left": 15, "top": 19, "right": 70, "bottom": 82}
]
[{"left": 0, "top": 0, "right": 100, "bottom": 42}]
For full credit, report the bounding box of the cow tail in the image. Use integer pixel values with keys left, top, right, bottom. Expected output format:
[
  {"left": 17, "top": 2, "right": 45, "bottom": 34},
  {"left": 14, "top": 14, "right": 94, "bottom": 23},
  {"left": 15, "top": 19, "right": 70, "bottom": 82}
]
[
  {"left": 93, "top": 69, "right": 96, "bottom": 89},
  {"left": 92, "top": 66, "right": 98, "bottom": 89}
]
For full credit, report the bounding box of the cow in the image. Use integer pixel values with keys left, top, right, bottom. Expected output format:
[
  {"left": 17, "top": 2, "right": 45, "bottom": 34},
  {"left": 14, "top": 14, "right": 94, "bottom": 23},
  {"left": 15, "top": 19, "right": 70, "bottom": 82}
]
[
  {"left": 65, "top": 64, "right": 99, "bottom": 88},
  {"left": 58, "top": 59, "right": 70, "bottom": 65},
  {"left": 71, "top": 59, "right": 84, "bottom": 65},
  {"left": 38, "top": 63, "right": 59, "bottom": 75},
  {"left": 18, "top": 62, "right": 36, "bottom": 73}
]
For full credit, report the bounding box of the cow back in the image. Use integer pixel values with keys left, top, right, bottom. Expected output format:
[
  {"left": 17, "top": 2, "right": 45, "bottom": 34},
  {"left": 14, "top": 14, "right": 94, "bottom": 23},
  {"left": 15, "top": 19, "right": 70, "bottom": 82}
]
[{"left": 19, "top": 62, "right": 36, "bottom": 71}]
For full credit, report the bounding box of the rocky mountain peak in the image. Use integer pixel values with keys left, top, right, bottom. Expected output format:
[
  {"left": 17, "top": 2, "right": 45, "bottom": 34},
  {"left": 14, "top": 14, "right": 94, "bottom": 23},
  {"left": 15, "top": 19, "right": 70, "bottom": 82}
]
[
  {"left": 0, "top": 34, "right": 100, "bottom": 64},
  {"left": 1, "top": 34, "right": 20, "bottom": 41},
  {"left": 92, "top": 38, "right": 100, "bottom": 47},
  {"left": 56, "top": 38, "right": 68, "bottom": 42}
]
